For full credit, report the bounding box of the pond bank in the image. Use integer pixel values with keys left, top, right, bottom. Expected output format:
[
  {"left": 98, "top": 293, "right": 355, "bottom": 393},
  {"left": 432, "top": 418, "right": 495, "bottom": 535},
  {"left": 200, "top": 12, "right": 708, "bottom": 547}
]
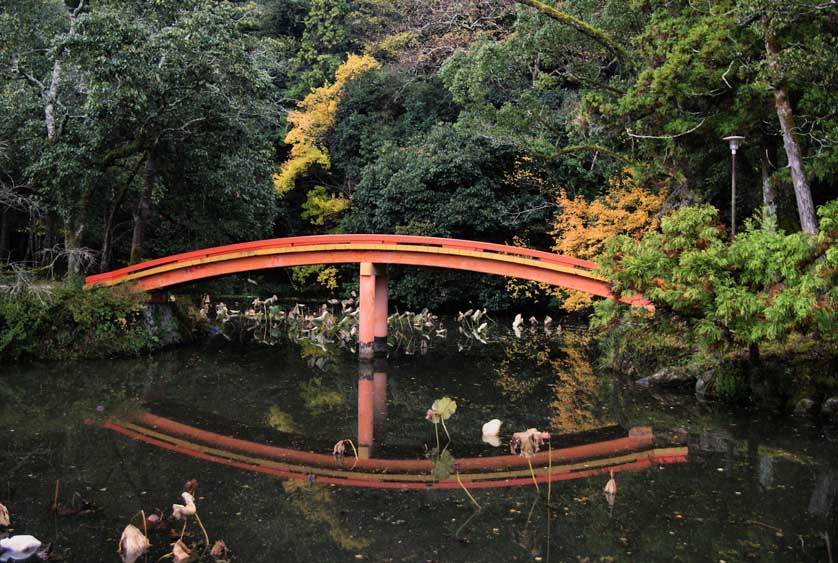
[
  {"left": 0, "top": 286, "right": 204, "bottom": 362},
  {"left": 599, "top": 326, "right": 838, "bottom": 420},
  {"left": 3, "top": 285, "right": 837, "bottom": 423}
]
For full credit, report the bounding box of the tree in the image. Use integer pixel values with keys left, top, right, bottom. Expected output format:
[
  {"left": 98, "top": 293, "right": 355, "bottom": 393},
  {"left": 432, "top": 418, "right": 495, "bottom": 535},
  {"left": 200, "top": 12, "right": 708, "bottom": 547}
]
[
  {"left": 439, "top": 1, "right": 642, "bottom": 200},
  {"left": 367, "top": 0, "right": 514, "bottom": 71},
  {"left": 443, "top": 0, "right": 838, "bottom": 236},
  {"left": 551, "top": 171, "right": 667, "bottom": 259},
  {"left": 2, "top": 0, "right": 93, "bottom": 273},
  {"left": 3, "top": 0, "right": 281, "bottom": 272},
  {"left": 329, "top": 68, "right": 458, "bottom": 188},
  {"left": 275, "top": 54, "right": 379, "bottom": 227},
  {"left": 514, "top": 0, "right": 631, "bottom": 63},
  {"left": 737, "top": 0, "right": 836, "bottom": 234},
  {"left": 78, "top": 1, "right": 281, "bottom": 263},
  {"left": 595, "top": 203, "right": 838, "bottom": 355},
  {"left": 508, "top": 170, "right": 666, "bottom": 310},
  {"left": 288, "top": 0, "right": 355, "bottom": 96},
  {"left": 342, "top": 124, "right": 549, "bottom": 308}
]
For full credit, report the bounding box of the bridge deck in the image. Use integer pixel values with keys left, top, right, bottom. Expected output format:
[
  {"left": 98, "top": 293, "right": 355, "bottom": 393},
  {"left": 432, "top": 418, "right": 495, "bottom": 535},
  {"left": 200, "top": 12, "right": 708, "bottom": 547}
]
[
  {"left": 86, "top": 234, "right": 597, "bottom": 285},
  {"left": 84, "top": 234, "right": 650, "bottom": 307}
]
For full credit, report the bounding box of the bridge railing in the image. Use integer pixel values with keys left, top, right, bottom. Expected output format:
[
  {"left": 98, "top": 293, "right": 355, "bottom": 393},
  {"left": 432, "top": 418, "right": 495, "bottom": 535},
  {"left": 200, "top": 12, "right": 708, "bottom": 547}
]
[{"left": 85, "top": 234, "right": 600, "bottom": 286}]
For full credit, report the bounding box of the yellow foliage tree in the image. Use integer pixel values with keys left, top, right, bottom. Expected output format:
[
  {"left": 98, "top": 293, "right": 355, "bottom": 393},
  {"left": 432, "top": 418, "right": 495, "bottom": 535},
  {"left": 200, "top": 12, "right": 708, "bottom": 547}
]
[
  {"left": 551, "top": 170, "right": 667, "bottom": 259},
  {"left": 282, "top": 480, "right": 370, "bottom": 550},
  {"left": 301, "top": 186, "right": 349, "bottom": 227},
  {"left": 274, "top": 54, "right": 381, "bottom": 195},
  {"left": 507, "top": 169, "right": 666, "bottom": 311}
]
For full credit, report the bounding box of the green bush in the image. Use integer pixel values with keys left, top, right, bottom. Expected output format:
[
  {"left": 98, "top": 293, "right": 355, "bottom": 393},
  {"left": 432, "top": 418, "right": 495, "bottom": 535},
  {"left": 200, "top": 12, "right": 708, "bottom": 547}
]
[
  {"left": 0, "top": 284, "right": 155, "bottom": 362},
  {"left": 594, "top": 202, "right": 838, "bottom": 355},
  {"left": 0, "top": 292, "right": 47, "bottom": 360}
]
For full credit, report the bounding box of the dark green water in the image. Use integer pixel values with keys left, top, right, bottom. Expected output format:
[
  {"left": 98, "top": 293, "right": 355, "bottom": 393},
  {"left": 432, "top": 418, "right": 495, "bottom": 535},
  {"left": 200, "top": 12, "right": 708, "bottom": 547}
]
[{"left": 2, "top": 328, "right": 837, "bottom": 562}]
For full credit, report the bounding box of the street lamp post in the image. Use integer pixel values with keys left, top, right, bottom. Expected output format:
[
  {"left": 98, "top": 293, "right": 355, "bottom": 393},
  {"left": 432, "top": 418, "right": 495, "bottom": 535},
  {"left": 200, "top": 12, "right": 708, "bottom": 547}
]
[{"left": 723, "top": 135, "right": 745, "bottom": 237}]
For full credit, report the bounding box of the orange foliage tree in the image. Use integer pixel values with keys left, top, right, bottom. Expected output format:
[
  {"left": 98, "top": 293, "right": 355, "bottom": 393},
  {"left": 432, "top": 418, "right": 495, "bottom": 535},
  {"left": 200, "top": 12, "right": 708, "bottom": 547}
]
[
  {"left": 507, "top": 169, "right": 666, "bottom": 310},
  {"left": 551, "top": 171, "right": 667, "bottom": 259}
]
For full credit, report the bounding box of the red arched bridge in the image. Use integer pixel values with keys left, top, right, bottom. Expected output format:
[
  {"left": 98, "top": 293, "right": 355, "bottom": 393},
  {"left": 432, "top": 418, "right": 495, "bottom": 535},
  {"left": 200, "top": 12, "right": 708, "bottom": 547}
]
[{"left": 84, "top": 234, "right": 650, "bottom": 359}]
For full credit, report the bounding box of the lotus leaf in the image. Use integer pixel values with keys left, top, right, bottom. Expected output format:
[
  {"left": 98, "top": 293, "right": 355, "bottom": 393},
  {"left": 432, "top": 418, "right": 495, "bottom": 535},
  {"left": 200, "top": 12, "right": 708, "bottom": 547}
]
[{"left": 430, "top": 396, "right": 457, "bottom": 421}]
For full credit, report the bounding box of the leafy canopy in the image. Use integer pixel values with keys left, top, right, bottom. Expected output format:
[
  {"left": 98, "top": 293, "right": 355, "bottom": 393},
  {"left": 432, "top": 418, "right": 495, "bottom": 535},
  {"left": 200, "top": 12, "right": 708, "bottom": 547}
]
[
  {"left": 275, "top": 54, "right": 381, "bottom": 195},
  {"left": 594, "top": 203, "right": 838, "bottom": 350}
]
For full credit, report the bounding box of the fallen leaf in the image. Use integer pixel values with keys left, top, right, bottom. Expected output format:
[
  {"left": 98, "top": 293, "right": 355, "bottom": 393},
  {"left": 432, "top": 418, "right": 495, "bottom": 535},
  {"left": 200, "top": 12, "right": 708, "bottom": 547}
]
[
  {"left": 604, "top": 469, "right": 617, "bottom": 495},
  {"left": 209, "top": 539, "right": 228, "bottom": 558},
  {"left": 510, "top": 428, "right": 551, "bottom": 457},
  {"left": 172, "top": 540, "right": 192, "bottom": 562},
  {"left": 0, "top": 535, "right": 42, "bottom": 561},
  {"left": 481, "top": 419, "right": 502, "bottom": 437}
]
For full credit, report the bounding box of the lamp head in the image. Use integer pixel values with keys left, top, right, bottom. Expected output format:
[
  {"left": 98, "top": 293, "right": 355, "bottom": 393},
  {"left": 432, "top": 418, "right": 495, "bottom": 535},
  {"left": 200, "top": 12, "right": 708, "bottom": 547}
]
[{"left": 723, "top": 135, "right": 746, "bottom": 154}]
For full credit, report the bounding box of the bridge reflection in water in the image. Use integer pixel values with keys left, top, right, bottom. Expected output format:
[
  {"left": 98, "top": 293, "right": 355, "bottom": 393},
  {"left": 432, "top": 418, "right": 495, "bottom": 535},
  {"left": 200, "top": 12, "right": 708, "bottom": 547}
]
[{"left": 103, "top": 361, "right": 687, "bottom": 490}]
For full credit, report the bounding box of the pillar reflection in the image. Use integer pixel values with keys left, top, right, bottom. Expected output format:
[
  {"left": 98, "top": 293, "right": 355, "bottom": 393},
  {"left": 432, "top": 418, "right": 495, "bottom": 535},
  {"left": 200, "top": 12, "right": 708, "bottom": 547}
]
[
  {"left": 357, "top": 358, "right": 388, "bottom": 459},
  {"left": 373, "top": 357, "right": 387, "bottom": 435}
]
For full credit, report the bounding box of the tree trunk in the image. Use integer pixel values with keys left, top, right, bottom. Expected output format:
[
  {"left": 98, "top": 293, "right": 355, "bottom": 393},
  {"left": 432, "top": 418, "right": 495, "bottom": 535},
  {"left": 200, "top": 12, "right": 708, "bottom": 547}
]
[
  {"left": 101, "top": 187, "right": 130, "bottom": 273},
  {"left": 64, "top": 220, "right": 85, "bottom": 278},
  {"left": 102, "top": 155, "right": 146, "bottom": 272},
  {"left": 749, "top": 342, "right": 760, "bottom": 365},
  {"left": 130, "top": 156, "right": 156, "bottom": 264},
  {"left": 45, "top": 59, "right": 62, "bottom": 142},
  {"left": 760, "top": 148, "right": 777, "bottom": 221},
  {"left": 764, "top": 21, "right": 818, "bottom": 234},
  {"left": 0, "top": 207, "right": 9, "bottom": 262},
  {"left": 100, "top": 204, "right": 116, "bottom": 273}
]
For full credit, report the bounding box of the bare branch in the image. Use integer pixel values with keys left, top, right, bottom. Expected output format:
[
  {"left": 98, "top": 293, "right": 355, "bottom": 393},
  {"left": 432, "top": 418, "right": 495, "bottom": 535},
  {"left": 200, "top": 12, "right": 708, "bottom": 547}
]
[
  {"left": 626, "top": 118, "right": 706, "bottom": 140},
  {"left": 721, "top": 60, "right": 735, "bottom": 89},
  {"left": 559, "top": 144, "right": 635, "bottom": 165},
  {"left": 499, "top": 200, "right": 556, "bottom": 223},
  {"left": 155, "top": 117, "right": 207, "bottom": 144}
]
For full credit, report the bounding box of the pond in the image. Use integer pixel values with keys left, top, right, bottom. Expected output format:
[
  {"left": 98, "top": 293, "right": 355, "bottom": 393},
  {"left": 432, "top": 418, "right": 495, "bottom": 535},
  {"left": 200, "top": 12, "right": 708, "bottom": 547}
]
[{"left": 2, "top": 323, "right": 837, "bottom": 562}]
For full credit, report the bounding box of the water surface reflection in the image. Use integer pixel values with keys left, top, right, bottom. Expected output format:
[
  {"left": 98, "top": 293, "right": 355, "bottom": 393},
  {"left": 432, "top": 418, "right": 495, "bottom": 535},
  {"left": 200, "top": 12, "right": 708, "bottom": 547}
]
[
  {"left": 1, "top": 331, "right": 837, "bottom": 561},
  {"left": 102, "top": 357, "right": 688, "bottom": 490}
]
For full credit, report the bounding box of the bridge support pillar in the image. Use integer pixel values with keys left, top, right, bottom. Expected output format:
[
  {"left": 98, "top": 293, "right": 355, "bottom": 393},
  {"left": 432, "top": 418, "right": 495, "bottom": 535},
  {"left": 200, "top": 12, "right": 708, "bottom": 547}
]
[
  {"left": 374, "top": 270, "right": 388, "bottom": 354},
  {"left": 359, "top": 262, "right": 387, "bottom": 361}
]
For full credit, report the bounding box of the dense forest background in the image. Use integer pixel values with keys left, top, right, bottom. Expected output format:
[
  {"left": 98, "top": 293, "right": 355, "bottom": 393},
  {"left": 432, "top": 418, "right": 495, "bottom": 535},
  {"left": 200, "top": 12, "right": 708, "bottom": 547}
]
[{"left": 2, "top": 0, "right": 836, "bottom": 310}]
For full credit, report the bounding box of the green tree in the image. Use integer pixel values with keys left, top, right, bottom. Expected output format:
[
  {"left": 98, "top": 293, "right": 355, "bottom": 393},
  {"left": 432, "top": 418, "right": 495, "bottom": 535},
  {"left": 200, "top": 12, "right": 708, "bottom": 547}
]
[
  {"left": 594, "top": 203, "right": 838, "bottom": 356},
  {"left": 2, "top": 0, "right": 92, "bottom": 272},
  {"left": 329, "top": 68, "right": 458, "bottom": 189},
  {"left": 288, "top": 0, "right": 355, "bottom": 96},
  {"left": 439, "top": 1, "right": 641, "bottom": 200},
  {"left": 443, "top": 0, "right": 838, "bottom": 234},
  {"left": 736, "top": 0, "right": 836, "bottom": 233},
  {"left": 342, "top": 124, "right": 549, "bottom": 308},
  {"left": 2, "top": 0, "right": 281, "bottom": 272}
]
